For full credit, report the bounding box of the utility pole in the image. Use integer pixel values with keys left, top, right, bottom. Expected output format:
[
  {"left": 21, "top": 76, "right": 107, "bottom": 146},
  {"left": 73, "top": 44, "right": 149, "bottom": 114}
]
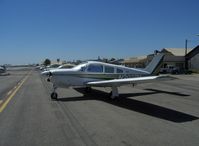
[
  {"left": 185, "top": 39, "right": 188, "bottom": 71},
  {"left": 196, "top": 34, "right": 199, "bottom": 45}
]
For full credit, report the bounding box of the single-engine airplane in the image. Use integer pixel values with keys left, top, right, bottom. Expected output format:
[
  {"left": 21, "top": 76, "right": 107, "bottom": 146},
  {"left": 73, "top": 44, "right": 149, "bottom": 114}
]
[{"left": 42, "top": 54, "right": 172, "bottom": 100}]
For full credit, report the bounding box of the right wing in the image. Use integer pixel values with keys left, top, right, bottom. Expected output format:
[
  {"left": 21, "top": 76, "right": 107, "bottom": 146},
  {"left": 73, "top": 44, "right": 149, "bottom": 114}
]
[{"left": 86, "top": 75, "right": 175, "bottom": 87}]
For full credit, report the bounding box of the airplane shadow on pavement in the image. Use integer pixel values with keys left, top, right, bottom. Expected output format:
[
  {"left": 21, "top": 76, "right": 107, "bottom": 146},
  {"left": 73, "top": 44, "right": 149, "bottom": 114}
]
[{"left": 58, "top": 88, "right": 198, "bottom": 123}]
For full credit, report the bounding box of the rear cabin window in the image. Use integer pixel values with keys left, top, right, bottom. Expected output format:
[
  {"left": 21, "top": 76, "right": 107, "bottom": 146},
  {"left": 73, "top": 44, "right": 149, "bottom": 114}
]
[
  {"left": 116, "top": 68, "right": 123, "bottom": 73},
  {"left": 87, "top": 64, "right": 103, "bottom": 73},
  {"left": 105, "top": 66, "right": 114, "bottom": 73}
]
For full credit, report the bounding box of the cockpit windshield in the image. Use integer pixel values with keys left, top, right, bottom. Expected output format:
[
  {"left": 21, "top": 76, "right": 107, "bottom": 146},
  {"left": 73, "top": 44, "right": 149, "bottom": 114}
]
[{"left": 72, "top": 63, "right": 87, "bottom": 72}]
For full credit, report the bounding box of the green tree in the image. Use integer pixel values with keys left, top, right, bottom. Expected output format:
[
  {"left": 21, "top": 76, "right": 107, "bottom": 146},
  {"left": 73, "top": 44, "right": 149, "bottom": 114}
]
[
  {"left": 44, "top": 59, "right": 51, "bottom": 66},
  {"left": 57, "top": 58, "right": 60, "bottom": 64}
]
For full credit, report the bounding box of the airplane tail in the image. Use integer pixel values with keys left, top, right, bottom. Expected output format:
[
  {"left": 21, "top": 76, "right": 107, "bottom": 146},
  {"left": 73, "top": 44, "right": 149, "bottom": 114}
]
[{"left": 144, "top": 53, "right": 164, "bottom": 75}]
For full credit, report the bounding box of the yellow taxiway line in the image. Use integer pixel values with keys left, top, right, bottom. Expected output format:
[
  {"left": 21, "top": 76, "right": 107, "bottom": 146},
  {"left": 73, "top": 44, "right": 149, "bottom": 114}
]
[{"left": 0, "top": 72, "right": 31, "bottom": 113}]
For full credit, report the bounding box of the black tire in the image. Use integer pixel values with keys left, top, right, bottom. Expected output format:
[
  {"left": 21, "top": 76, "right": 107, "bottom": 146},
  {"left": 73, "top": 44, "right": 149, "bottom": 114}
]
[
  {"left": 51, "top": 92, "right": 58, "bottom": 100},
  {"left": 47, "top": 78, "right": 50, "bottom": 82}
]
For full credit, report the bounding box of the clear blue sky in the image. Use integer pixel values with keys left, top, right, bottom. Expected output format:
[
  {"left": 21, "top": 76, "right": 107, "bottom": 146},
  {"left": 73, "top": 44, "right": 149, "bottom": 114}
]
[{"left": 0, "top": 0, "right": 199, "bottom": 64}]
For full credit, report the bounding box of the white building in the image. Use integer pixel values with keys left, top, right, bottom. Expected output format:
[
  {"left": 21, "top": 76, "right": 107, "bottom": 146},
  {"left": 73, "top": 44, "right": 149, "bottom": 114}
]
[
  {"left": 186, "top": 45, "right": 199, "bottom": 71},
  {"left": 160, "top": 48, "right": 193, "bottom": 70}
]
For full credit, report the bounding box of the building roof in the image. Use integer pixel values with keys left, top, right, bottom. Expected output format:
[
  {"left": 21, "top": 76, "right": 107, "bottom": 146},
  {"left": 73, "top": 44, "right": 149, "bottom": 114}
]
[
  {"left": 161, "top": 48, "right": 193, "bottom": 56},
  {"left": 123, "top": 56, "right": 147, "bottom": 63},
  {"left": 186, "top": 45, "right": 199, "bottom": 59}
]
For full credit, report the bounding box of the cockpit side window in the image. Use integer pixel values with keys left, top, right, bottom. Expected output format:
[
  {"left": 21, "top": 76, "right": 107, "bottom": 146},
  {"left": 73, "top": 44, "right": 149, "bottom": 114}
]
[
  {"left": 87, "top": 64, "right": 103, "bottom": 73},
  {"left": 116, "top": 68, "right": 123, "bottom": 73},
  {"left": 105, "top": 66, "right": 114, "bottom": 73}
]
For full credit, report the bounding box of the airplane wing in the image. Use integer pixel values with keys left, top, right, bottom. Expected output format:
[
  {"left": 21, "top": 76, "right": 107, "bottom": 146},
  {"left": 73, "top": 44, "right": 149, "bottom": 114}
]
[{"left": 86, "top": 75, "right": 175, "bottom": 87}]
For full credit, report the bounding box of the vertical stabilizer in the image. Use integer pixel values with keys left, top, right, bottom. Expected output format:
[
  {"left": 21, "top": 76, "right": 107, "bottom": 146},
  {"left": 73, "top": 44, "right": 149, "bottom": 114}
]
[{"left": 144, "top": 54, "right": 164, "bottom": 75}]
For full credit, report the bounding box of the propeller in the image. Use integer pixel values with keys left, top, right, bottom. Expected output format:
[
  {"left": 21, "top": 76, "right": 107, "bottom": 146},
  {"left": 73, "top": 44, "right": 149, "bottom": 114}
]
[
  {"left": 41, "top": 71, "right": 52, "bottom": 82},
  {"left": 49, "top": 71, "right": 52, "bottom": 77},
  {"left": 47, "top": 71, "right": 52, "bottom": 82}
]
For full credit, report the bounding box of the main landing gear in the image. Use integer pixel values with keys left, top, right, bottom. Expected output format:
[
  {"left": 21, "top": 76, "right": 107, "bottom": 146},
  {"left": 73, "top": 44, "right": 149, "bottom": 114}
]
[
  {"left": 50, "top": 85, "right": 119, "bottom": 100},
  {"left": 84, "top": 86, "right": 119, "bottom": 99},
  {"left": 109, "top": 86, "right": 119, "bottom": 99},
  {"left": 51, "top": 85, "right": 58, "bottom": 100}
]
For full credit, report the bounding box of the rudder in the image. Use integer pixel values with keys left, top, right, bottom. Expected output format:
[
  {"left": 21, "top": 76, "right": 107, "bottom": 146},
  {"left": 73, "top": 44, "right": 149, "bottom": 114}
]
[{"left": 144, "top": 54, "right": 164, "bottom": 75}]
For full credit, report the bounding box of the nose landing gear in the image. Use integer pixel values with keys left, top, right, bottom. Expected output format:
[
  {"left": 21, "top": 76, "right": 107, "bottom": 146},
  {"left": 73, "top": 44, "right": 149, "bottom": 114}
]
[
  {"left": 51, "top": 85, "right": 58, "bottom": 100},
  {"left": 51, "top": 92, "right": 58, "bottom": 100}
]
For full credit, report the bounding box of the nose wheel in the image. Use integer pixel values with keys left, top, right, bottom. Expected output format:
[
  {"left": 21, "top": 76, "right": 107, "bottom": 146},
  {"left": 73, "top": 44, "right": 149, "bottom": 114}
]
[
  {"left": 51, "top": 92, "right": 58, "bottom": 100},
  {"left": 51, "top": 85, "right": 58, "bottom": 100}
]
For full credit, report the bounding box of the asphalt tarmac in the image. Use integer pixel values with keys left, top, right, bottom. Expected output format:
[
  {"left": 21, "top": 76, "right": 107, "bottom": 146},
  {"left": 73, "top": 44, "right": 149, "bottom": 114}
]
[{"left": 0, "top": 68, "right": 199, "bottom": 146}]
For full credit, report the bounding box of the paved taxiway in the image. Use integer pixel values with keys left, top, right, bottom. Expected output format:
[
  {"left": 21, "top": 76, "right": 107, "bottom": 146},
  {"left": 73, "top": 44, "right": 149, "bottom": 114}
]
[{"left": 0, "top": 68, "right": 199, "bottom": 146}]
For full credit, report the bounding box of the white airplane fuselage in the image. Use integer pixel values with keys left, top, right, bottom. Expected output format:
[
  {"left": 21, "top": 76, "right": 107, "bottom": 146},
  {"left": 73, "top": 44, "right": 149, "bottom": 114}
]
[{"left": 43, "top": 61, "right": 150, "bottom": 88}]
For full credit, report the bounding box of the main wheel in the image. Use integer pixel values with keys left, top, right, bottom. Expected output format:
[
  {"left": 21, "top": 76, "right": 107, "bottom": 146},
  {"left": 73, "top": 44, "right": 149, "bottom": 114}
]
[{"left": 51, "top": 92, "right": 58, "bottom": 100}]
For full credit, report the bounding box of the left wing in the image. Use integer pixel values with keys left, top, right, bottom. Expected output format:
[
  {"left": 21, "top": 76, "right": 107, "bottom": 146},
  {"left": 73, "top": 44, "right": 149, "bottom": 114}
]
[{"left": 86, "top": 75, "right": 175, "bottom": 87}]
